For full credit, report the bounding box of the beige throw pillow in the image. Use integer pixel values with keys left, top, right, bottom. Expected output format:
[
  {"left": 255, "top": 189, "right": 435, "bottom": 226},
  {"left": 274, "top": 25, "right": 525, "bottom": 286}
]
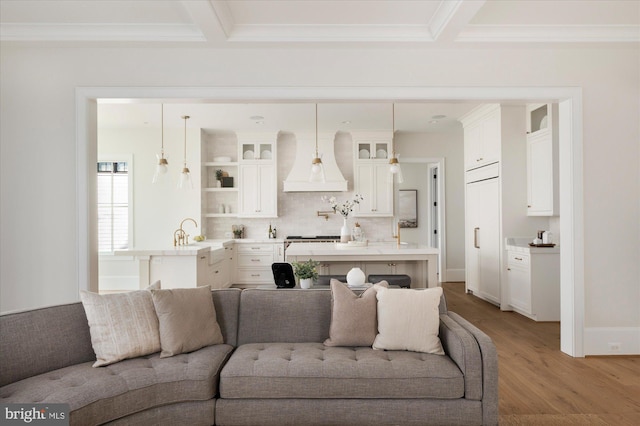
[
  {"left": 151, "top": 286, "right": 223, "bottom": 358},
  {"left": 324, "top": 279, "right": 388, "bottom": 347},
  {"left": 373, "top": 286, "right": 445, "bottom": 354},
  {"left": 80, "top": 288, "right": 161, "bottom": 367}
]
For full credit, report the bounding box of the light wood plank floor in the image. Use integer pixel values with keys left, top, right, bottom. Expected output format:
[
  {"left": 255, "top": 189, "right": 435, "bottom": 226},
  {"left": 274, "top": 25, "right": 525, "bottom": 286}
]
[{"left": 442, "top": 282, "right": 640, "bottom": 426}]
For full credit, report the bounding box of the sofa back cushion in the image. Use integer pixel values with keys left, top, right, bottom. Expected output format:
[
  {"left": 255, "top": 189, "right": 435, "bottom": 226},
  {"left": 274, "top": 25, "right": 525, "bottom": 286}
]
[
  {"left": 0, "top": 288, "right": 241, "bottom": 386},
  {"left": 212, "top": 288, "right": 241, "bottom": 347},
  {"left": 0, "top": 302, "right": 96, "bottom": 387},
  {"left": 238, "top": 289, "right": 332, "bottom": 345}
]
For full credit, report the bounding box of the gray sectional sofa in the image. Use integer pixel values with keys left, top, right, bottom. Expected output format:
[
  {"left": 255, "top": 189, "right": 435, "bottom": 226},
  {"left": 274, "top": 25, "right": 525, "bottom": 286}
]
[{"left": 0, "top": 288, "right": 498, "bottom": 425}]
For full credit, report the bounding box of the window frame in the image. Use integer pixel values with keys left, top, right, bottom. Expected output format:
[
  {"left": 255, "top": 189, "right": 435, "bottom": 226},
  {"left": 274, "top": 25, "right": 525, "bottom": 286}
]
[{"left": 97, "top": 154, "right": 134, "bottom": 254}]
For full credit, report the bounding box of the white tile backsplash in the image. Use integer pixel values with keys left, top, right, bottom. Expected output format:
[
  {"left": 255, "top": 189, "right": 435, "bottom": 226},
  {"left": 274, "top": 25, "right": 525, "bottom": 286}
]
[{"left": 205, "top": 132, "right": 395, "bottom": 240}]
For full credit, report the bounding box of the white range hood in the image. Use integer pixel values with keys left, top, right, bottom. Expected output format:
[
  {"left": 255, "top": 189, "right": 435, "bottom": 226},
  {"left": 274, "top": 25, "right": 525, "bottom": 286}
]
[{"left": 283, "top": 132, "right": 347, "bottom": 192}]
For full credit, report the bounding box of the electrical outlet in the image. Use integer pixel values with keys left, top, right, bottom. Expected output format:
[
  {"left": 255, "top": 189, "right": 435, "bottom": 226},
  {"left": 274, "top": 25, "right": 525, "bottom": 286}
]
[
  {"left": 608, "top": 342, "right": 621, "bottom": 352},
  {"left": 224, "top": 232, "right": 232, "bottom": 238}
]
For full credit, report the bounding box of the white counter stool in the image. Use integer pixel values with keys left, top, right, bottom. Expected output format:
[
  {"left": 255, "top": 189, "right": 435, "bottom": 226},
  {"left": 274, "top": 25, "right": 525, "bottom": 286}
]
[{"left": 368, "top": 274, "right": 411, "bottom": 288}]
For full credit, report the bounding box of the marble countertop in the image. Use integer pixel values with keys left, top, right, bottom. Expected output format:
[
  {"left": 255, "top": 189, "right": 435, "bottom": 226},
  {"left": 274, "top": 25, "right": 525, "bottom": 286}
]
[
  {"left": 114, "top": 238, "right": 282, "bottom": 257},
  {"left": 285, "top": 242, "right": 439, "bottom": 257}
]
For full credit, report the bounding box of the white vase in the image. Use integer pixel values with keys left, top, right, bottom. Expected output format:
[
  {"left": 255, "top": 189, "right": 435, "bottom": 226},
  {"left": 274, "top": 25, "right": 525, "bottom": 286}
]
[
  {"left": 340, "top": 217, "right": 350, "bottom": 243},
  {"left": 300, "top": 278, "right": 313, "bottom": 289},
  {"left": 346, "top": 267, "right": 366, "bottom": 287}
]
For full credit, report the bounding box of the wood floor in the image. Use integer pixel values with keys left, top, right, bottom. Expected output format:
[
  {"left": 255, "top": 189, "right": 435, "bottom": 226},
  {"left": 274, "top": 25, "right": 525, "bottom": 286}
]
[{"left": 441, "top": 282, "right": 640, "bottom": 426}]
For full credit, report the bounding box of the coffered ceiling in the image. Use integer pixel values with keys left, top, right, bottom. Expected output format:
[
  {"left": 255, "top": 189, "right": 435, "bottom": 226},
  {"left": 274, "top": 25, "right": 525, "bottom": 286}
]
[{"left": 2, "top": 0, "right": 638, "bottom": 46}]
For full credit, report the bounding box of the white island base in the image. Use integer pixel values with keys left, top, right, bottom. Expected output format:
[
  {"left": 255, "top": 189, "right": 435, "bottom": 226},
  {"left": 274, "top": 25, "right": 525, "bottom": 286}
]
[{"left": 285, "top": 242, "right": 440, "bottom": 288}]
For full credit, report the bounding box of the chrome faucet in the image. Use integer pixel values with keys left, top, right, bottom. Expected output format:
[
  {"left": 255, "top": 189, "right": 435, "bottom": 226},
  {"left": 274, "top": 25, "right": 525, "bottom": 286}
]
[{"left": 174, "top": 218, "right": 198, "bottom": 246}]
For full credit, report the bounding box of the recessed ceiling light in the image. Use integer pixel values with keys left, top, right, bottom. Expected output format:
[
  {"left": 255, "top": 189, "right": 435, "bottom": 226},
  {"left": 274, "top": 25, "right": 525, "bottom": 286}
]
[
  {"left": 431, "top": 114, "right": 446, "bottom": 120},
  {"left": 249, "top": 115, "right": 264, "bottom": 120},
  {"left": 428, "top": 120, "right": 439, "bottom": 124},
  {"left": 341, "top": 120, "right": 351, "bottom": 125},
  {"left": 255, "top": 121, "right": 265, "bottom": 125}
]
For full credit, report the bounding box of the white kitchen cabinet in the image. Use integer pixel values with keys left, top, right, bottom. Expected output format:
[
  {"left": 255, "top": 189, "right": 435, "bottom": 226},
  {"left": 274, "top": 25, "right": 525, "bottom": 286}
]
[
  {"left": 461, "top": 104, "right": 501, "bottom": 171},
  {"left": 465, "top": 174, "right": 501, "bottom": 304},
  {"left": 506, "top": 240, "right": 560, "bottom": 321},
  {"left": 209, "top": 242, "right": 234, "bottom": 289},
  {"left": 355, "top": 141, "right": 390, "bottom": 160},
  {"left": 240, "top": 141, "right": 274, "bottom": 161},
  {"left": 461, "top": 104, "right": 548, "bottom": 308},
  {"left": 526, "top": 103, "right": 559, "bottom": 216},
  {"left": 148, "top": 253, "right": 212, "bottom": 289},
  {"left": 234, "top": 241, "right": 282, "bottom": 287},
  {"left": 351, "top": 132, "right": 394, "bottom": 218},
  {"left": 354, "top": 163, "right": 393, "bottom": 217},
  {"left": 238, "top": 164, "right": 277, "bottom": 217}
]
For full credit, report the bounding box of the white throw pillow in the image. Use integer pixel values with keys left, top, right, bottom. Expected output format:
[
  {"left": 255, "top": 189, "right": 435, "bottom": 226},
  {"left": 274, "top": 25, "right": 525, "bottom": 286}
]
[
  {"left": 80, "top": 287, "right": 161, "bottom": 367},
  {"left": 373, "top": 287, "right": 445, "bottom": 354}
]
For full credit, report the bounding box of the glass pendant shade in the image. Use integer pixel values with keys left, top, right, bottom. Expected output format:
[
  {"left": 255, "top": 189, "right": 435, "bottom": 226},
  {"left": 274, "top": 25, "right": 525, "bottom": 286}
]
[
  {"left": 152, "top": 155, "right": 169, "bottom": 184},
  {"left": 178, "top": 167, "right": 192, "bottom": 189},
  {"left": 310, "top": 155, "right": 326, "bottom": 183},
  {"left": 389, "top": 155, "right": 404, "bottom": 183},
  {"left": 178, "top": 115, "right": 192, "bottom": 190}
]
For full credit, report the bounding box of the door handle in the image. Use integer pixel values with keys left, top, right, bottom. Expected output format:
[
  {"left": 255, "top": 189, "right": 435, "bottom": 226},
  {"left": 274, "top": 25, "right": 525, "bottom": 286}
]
[{"left": 474, "top": 227, "right": 480, "bottom": 249}]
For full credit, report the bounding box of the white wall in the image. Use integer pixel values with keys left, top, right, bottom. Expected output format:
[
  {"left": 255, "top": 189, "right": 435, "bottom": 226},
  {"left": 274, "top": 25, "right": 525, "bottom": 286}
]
[
  {"left": 98, "top": 126, "right": 202, "bottom": 248},
  {"left": 396, "top": 130, "right": 466, "bottom": 280},
  {"left": 1, "top": 46, "right": 638, "bottom": 355}
]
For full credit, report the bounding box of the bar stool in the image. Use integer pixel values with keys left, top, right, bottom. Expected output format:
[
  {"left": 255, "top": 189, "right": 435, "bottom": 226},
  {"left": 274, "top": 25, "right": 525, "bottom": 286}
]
[{"left": 368, "top": 274, "right": 411, "bottom": 288}]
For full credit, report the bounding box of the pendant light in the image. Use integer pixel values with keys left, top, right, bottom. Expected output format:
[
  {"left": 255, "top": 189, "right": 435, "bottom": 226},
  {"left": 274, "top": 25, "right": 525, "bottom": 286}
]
[
  {"left": 178, "top": 115, "right": 193, "bottom": 190},
  {"left": 389, "top": 103, "right": 404, "bottom": 183},
  {"left": 309, "top": 103, "right": 326, "bottom": 183},
  {"left": 152, "top": 104, "right": 169, "bottom": 184}
]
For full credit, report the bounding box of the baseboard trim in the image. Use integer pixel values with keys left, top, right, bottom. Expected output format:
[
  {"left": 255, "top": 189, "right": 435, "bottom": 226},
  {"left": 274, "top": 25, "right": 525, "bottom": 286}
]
[
  {"left": 584, "top": 327, "right": 640, "bottom": 355},
  {"left": 445, "top": 269, "right": 465, "bottom": 282}
]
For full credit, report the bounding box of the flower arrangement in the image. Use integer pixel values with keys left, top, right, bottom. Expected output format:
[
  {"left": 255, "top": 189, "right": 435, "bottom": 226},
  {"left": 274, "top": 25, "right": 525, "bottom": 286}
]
[
  {"left": 321, "top": 194, "right": 364, "bottom": 218},
  {"left": 291, "top": 259, "right": 320, "bottom": 280}
]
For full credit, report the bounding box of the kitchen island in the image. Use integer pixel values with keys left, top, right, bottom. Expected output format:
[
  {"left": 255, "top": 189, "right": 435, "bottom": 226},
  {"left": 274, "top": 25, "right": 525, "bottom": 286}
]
[
  {"left": 114, "top": 240, "right": 234, "bottom": 289},
  {"left": 285, "top": 242, "right": 439, "bottom": 288}
]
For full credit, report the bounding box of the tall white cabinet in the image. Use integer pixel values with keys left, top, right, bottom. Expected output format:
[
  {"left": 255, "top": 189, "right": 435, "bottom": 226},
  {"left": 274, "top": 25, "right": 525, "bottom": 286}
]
[
  {"left": 237, "top": 134, "right": 278, "bottom": 218},
  {"left": 460, "top": 104, "right": 548, "bottom": 307},
  {"left": 352, "top": 133, "right": 394, "bottom": 217},
  {"left": 526, "top": 103, "right": 559, "bottom": 216},
  {"left": 465, "top": 165, "right": 501, "bottom": 304}
]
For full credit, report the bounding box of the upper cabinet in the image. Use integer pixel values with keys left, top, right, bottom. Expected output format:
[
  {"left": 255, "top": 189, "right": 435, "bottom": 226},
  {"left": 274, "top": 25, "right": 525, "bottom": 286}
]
[
  {"left": 460, "top": 104, "right": 501, "bottom": 171},
  {"left": 526, "top": 103, "right": 559, "bottom": 216},
  {"left": 352, "top": 133, "right": 394, "bottom": 217},
  {"left": 237, "top": 133, "right": 278, "bottom": 218}
]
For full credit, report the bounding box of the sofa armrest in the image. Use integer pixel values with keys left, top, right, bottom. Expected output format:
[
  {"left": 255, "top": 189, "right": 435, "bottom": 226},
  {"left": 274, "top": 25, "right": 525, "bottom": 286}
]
[
  {"left": 439, "top": 314, "right": 483, "bottom": 400},
  {"left": 446, "top": 311, "right": 498, "bottom": 426}
]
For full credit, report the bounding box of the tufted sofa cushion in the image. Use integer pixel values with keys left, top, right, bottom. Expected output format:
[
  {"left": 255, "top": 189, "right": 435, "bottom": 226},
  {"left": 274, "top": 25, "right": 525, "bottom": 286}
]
[
  {"left": 220, "top": 343, "right": 464, "bottom": 400},
  {"left": 0, "top": 344, "right": 234, "bottom": 425}
]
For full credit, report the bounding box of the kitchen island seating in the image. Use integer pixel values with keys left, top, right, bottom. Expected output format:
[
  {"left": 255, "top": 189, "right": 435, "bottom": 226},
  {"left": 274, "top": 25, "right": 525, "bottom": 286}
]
[
  {"left": 369, "top": 273, "right": 412, "bottom": 288},
  {"left": 0, "top": 287, "right": 498, "bottom": 425}
]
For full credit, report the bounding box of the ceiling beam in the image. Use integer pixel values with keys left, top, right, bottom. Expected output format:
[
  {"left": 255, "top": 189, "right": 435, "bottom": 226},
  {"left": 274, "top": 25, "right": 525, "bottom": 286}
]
[
  {"left": 428, "top": 0, "right": 486, "bottom": 43},
  {"left": 181, "top": 0, "right": 230, "bottom": 45}
]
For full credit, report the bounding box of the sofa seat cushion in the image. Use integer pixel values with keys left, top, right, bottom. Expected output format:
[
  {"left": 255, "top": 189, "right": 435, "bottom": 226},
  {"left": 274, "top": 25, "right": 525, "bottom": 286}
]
[
  {"left": 220, "top": 343, "right": 464, "bottom": 400},
  {"left": 0, "top": 344, "right": 233, "bottom": 425}
]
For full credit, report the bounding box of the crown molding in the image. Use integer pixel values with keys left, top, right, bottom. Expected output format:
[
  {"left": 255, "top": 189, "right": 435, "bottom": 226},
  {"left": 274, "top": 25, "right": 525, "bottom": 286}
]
[
  {"left": 0, "top": 23, "right": 205, "bottom": 42},
  {"left": 225, "top": 24, "right": 434, "bottom": 43},
  {"left": 457, "top": 24, "right": 640, "bottom": 43}
]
